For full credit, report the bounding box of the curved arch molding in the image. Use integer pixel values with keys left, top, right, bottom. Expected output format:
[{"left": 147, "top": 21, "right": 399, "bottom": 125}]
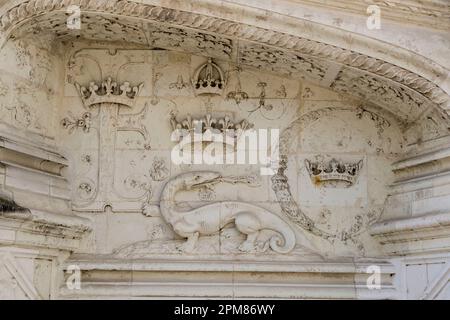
[{"left": 0, "top": 0, "right": 449, "bottom": 121}]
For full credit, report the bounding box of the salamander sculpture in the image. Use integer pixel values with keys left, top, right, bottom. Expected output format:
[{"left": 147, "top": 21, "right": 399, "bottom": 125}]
[{"left": 158, "top": 171, "right": 296, "bottom": 253}]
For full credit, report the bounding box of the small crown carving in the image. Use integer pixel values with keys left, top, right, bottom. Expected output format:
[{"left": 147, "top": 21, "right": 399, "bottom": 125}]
[
  {"left": 170, "top": 112, "right": 253, "bottom": 149},
  {"left": 170, "top": 112, "right": 253, "bottom": 134},
  {"left": 75, "top": 77, "right": 143, "bottom": 108},
  {"left": 192, "top": 58, "right": 226, "bottom": 96},
  {"left": 305, "top": 158, "right": 363, "bottom": 186}
]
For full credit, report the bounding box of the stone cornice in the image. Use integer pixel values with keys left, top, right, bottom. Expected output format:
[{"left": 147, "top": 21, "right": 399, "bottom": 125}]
[
  {"left": 0, "top": 209, "right": 92, "bottom": 251},
  {"left": 0, "top": 0, "right": 449, "bottom": 117},
  {"left": 370, "top": 212, "right": 450, "bottom": 255},
  {"left": 59, "top": 256, "right": 397, "bottom": 299},
  {"left": 0, "top": 129, "right": 68, "bottom": 177},
  {"left": 284, "top": 0, "right": 450, "bottom": 30}
]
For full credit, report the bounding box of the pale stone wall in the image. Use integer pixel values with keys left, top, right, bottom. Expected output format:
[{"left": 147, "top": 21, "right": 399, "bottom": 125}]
[{"left": 0, "top": 0, "right": 448, "bottom": 299}]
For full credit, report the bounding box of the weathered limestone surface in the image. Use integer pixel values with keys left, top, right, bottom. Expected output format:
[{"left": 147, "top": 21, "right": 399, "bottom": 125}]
[{"left": 0, "top": 0, "right": 449, "bottom": 299}]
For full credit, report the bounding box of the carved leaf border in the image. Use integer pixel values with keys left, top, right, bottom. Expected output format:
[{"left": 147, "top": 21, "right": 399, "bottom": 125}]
[{"left": 1, "top": 0, "right": 449, "bottom": 116}]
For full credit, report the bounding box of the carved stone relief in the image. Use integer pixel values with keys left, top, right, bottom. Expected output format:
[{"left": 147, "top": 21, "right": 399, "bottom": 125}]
[
  {"left": 305, "top": 157, "right": 363, "bottom": 188},
  {"left": 2, "top": 0, "right": 448, "bottom": 119},
  {"left": 142, "top": 171, "right": 296, "bottom": 254},
  {"left": 331, "top": 68, "right": 433, "bottom": 123},
  {"left": 0, "top": 36, "right": 59, "bottom": 138},
  {"left": 62, "top": 49, "right": 160, "bottom": 212},
  {"left": 271, "top": 104, "right": 403, "bottom": 255},
  {"left": 169, "top": 111, "right": 254, "bottom": 153},
  {"left": 223, "top": 67, "right": 300, "bottom": 121},
  {"left": 146, "top": 24, "right": 233, "bottom": 61},
  {"left": 67, "top": 89, "right": 151, "bottom": 210},
  {"left": 239, "top": 42, "right": 328, "bottom": 82},
  {"left": 61, "top": 112, "right": 91, "bottom": 134},
  {"left": 57, "top": 47, "right": 408, "bottom": 258},
  {"left": 192, "top": 58, "right": 226, "bottom": 96},
  {"left": 169, "top": 75, "right": 189, "bottom": 91},
  {"left": 0, "top": 81, "right": 46, "bottom": 135},
  {"left": 1, "top": 0, "right": 450, "bottom": 301}
]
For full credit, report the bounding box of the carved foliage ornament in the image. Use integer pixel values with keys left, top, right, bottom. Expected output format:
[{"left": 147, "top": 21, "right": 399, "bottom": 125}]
[
  {"left": 6, "top": 0, "right": 446, "bottom": 114},
  {"left": 226, "top": 67, "right": 249, "bottom": 105},
  {"left": 61, "top": 112, "right": 91, "bottom": 134}
]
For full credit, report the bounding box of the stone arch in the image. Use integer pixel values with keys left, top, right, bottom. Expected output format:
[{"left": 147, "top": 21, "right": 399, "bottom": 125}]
[{"left": 0, "top": 0, "right": 449, "bottom": 130}]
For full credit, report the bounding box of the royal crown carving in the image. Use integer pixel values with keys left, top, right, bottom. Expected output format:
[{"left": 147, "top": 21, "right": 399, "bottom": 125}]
[
  {"left": 305, "top": 158, "right": 363, "bottom": 186},
  {"left": 192, "top": 58, "right": 226, "bottom": 96},
  {"left": 170, "top": 113, "right": 253, "bottom": 134},
  {"left": 170, "top": 112, "right": 253, "bottom": 148},
  {"left": 75, "top": 77, "right": 143, "bottom": 108}
]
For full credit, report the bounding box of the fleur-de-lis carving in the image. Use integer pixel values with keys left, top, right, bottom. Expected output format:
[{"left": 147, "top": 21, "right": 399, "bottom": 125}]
[
  {"left": 219, "top": 115, "right": 233, "bottom": 130},
  {"left": 182, "top": 114, "right": 202, "bottom": 131},
  {"left": 169, "top": 75, "right": 189, "bottom": 90},
  {"left": 236, "top": 119, "right": 253, "bottom": 131},
  {"left": 102, "top": 77, "right": 117, "bottom": 95},
  {"left": 203, "top": 114, "right": 216, "bottom": 130}
]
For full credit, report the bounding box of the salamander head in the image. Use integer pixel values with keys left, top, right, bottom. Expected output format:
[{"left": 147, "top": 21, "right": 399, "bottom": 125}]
[{"left": 184, "top": 172, "right": 222, "bottom": 189}]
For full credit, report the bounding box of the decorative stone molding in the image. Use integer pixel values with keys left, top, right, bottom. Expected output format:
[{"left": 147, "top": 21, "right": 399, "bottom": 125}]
[
  {"left": 331, "top": 69, "right": 431, "bottom": 123},
  {"left": 0, "top": 0, "right": 449, "bottom": 116},
  {"left": 0, "top": 128, "right": 70, "bottom": 204},
  {"left": 0, "top": 208, "right": 91, "bottom": 251},
  {"left": 356, "top": 106, "right": 391, "bottom": 134},
  {"left": 296, "top": 0, "right": 450, "bottom": 31},
  {"left": 370, "top": 212, "right": 450, "bottom": 256},
  {"left": 0, "top": 145, "right": 67, "bottom": 177},
  {"left": 269, "top": 106, "right": 398, "bottom": 251},
  {"left": 70, "top": 76, "right": 151, "bottom": 212},
  {"left": 58, "top": 257, "right": 397, "bottom": 299}
]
